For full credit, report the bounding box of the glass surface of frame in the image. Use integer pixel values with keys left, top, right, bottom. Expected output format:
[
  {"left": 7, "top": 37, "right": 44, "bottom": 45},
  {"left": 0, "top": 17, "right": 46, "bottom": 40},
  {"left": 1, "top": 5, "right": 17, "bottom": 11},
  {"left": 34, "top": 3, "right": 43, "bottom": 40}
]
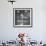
[{"left": 13, "top": 8, "right": 33, "bottom": 27}]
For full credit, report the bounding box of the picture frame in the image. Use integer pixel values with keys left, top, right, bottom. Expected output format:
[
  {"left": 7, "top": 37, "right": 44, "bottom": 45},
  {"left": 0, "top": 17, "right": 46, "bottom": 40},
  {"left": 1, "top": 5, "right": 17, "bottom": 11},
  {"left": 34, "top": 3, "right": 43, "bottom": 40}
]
[{"left": 13, "top": 8, "right": 33, "bottom": 28}]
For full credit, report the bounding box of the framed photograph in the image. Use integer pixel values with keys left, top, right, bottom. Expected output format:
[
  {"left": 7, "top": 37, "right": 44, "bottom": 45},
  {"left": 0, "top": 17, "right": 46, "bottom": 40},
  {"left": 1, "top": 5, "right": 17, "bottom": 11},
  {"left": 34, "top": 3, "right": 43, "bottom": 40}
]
[{"left": 13, "top": 8, "right": 33, "bottom": 27}]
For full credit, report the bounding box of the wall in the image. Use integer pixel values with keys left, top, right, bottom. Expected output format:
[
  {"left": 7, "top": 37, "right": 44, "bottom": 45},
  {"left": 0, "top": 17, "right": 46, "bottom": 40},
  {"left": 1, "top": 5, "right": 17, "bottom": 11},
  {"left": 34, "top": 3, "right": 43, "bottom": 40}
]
[{"left": 0, "top": 0, "right": 46, "bottom": 42}]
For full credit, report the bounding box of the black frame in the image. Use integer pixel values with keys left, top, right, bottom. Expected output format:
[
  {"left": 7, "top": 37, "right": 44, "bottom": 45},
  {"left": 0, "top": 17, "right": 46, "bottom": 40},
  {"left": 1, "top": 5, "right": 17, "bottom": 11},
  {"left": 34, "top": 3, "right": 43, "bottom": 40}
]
[{"left": 13, "top": 8, "right": 33, "bottom": 28}]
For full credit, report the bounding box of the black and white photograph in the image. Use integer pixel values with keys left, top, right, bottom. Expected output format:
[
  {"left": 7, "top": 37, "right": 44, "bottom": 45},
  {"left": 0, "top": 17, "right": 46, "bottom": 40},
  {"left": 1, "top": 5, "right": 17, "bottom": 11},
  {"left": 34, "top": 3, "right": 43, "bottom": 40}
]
[{"left": 13, "top": 8, "right": 32, "bottom": 27}]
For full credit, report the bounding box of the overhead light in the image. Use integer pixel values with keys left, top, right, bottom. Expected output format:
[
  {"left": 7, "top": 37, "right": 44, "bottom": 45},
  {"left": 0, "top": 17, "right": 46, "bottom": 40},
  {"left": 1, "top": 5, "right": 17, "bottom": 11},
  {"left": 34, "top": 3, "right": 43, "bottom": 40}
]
[{"left": 8, "top": 0, "right": 16, "bottom": 4}]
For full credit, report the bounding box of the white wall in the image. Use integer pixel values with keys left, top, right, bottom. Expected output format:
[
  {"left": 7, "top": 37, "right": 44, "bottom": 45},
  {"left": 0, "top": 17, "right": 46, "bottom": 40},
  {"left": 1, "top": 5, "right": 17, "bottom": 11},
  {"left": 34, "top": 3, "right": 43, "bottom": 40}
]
[{"left": 0, "top": 0, "right": 46, "bottom": 42}]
